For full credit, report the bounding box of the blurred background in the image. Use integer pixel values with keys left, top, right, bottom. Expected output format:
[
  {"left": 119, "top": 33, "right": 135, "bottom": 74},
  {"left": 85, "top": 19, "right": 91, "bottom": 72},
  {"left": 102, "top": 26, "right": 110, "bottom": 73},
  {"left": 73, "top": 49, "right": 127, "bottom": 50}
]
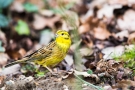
[{"left": 1, "top": 0, "right": 135, "bottom": 89}]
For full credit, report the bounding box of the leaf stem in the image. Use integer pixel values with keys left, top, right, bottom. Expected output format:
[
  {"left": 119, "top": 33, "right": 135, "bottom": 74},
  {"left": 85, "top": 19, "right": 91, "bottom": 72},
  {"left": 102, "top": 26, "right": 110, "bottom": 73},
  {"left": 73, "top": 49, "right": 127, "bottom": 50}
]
[{"left": 74, "top": 73, "right": 104, "bottom": 90}]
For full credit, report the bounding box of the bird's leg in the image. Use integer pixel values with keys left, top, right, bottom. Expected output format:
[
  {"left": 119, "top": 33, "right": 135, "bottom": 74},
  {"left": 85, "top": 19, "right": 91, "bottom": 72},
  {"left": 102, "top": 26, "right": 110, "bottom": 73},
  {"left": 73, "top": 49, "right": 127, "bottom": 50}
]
[
  {"left": 44, "top": 65, "right": 53, "bottom": 73},
  {"left": 44, "top": 65, "right": 59, "bottom": 76}
]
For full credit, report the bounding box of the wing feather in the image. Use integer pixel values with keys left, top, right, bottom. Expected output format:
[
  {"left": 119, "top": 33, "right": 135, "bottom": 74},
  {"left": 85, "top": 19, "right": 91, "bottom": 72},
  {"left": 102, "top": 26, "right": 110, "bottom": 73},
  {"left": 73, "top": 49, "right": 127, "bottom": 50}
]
[
  {"left": 25, "top": 41, "right": 56, "bottom": 61},
  {"left": 5, "top": 42, "right": 56, "bottom": 67}
]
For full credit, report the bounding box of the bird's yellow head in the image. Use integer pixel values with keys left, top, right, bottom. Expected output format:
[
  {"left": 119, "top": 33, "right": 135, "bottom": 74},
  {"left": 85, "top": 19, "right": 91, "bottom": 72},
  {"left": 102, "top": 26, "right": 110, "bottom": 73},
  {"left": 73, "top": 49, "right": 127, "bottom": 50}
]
[{"left": 55, "top": 30, "right": 71, "bottom": 52}]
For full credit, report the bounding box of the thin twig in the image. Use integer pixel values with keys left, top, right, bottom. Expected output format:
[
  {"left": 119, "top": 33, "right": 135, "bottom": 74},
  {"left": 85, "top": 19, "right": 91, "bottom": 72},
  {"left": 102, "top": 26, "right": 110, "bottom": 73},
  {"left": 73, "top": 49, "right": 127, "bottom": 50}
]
[{"left": 74, "top": 73, "right": 104, "bottom": 90}]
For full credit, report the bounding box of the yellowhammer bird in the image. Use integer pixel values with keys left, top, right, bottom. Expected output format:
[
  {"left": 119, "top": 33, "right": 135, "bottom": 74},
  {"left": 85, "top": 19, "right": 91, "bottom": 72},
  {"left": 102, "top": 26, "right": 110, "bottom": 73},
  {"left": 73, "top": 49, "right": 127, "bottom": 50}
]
[{"left": 5, "top": 30, "right": 71, "bottom": 72}]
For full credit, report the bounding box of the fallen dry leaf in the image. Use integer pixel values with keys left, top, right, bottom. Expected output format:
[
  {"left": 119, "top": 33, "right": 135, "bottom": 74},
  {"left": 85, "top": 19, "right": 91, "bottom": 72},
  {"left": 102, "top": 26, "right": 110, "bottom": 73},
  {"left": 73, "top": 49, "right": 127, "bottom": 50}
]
[
  {"left": 127, "top": 32, "right": 135, "bottom": 44},
  {"left": 85, "top": 50, "right": 104, "bottom": 69},
  {"left": 97, "top": 4, "right": 122, "bottom": 19},
  {"left": 0, "top": 30, "right": 7, "bottom": 47},
  {"left": 78, "top": 23, "right": 90, "bottom": 34},
  {"left": 1, "top": 64, "right": 21, "bottom": 75},
  {"left": 10, "top": 1, "right": 24, "bottom": 12},
  {"left": 81, "top": 33, "right": 94, "bottom": 48},
  {"left": 26, "top": 0, "right": 44, "bottom": 9},
  {"left": 108, "top": 0, "right": 128, "bottom": 5},
  {"left": 74, "top": 69, "right": 99, "bottom": 82},
  {"left": 102, "top": 45, "right": 124, "bottom": 59},
  {"left": 96, "top": 59, "right": 124, "bottom": 75},
  {"left": 0, "top": 53, "right": 9, "bottom": 66},
  {"left": 112, "top": 79, "right": 135, "bottom": 89},
  {"left": 93, "top": 26, "right": 111, "bottom": 40},
  {"left": 109, "top": 0, "right": 135, "bottom": 6},
  {"left": 0, "top": 75, "right": 6, "bottom": 88},
  {"left": 79, "top": 47, "right": 93, "bottom": 57},
  {"left": 115, "top": 30, "right": 129, "bottom": 41},
  {"left": 13, "top": 0, "right": 25, "bottom": 4},
  {"left": 95, "top": 40, "right": 105, "bottom": 49},
  {"left": 87, "top": 0, "right": 107, "bottom": 9},
  {"left": 32, "top": 14, "right": 61, "bottom": 30},
  {"left": 18, "top": 48, "right": 26, "bottom": 58},
  {"left": 39, "top": 10, "right": 54, "bottom": 17},
  {"left": 117, "top": 9, "right": 135, "bottom": 31},
  {"left": 6, "top": 48, "right": 26, "bottom": 60},
  {"left": 64, "top": 55, "right": 73, "bottom": 67},
  {"left": 116, "top": 71, "right": 124, "bottom": 79},
  {"left": 0, "top": 76, "right": 5, "bottom": 84},
  {"left": 80, "top": 16, "right": 111, "bottom": 40},
  {"left": 21, "top": 38, "right": 33, "bottom": 50}
]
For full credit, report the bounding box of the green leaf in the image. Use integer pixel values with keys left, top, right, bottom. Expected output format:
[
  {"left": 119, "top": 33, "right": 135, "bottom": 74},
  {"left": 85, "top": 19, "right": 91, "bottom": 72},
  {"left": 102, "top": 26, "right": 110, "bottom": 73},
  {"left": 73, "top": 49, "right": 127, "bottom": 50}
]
[
  {"left": 36, "top": 71, "right": 45, "bottom": 77},
  {"left": 0, "top": 14, "right": 9, "bottom": 27},
  {"left": 15, "top": 20, "right": 30, "bottom": 35},
  {"left": 0, "top": 0, "right": 13, "bottom": 8},
  {"left": 0, "top": 41, "right": 5, "bottom": 52},
  {"left": 87, "top": 69, "right": 93, "bottom": 74},
  {"left": 51, "top": 2, "right": 74, "bottom": 15},
  {"left": 51, "top": 8, "right": 63, "bottom": 15},
  {"left": 21, "top": 63, "right": 36, "bottom": 73},
  {"left": 65, "top": 2, "right": 74, "bottom": 10},
  {"left": 23, "top": 2, "right": 38, "bottom": 13}
]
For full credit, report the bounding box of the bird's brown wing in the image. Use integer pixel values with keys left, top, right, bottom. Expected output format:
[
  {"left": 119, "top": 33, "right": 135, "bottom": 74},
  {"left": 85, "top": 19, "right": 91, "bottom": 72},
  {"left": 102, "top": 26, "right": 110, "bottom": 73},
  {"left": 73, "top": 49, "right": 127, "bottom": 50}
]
[
  {"left": 5, "top": 42, "right": 56, "bottom": 67},
  {"left": 22, "top": 41, "right": 56, "bottom": 61}
]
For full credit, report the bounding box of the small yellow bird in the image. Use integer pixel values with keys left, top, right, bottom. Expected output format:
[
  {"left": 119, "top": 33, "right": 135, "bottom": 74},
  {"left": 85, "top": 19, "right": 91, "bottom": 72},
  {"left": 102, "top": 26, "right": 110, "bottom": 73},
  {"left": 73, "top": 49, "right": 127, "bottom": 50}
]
[{"left": 5, "top": 30, "right": 71, "bottom": 72}]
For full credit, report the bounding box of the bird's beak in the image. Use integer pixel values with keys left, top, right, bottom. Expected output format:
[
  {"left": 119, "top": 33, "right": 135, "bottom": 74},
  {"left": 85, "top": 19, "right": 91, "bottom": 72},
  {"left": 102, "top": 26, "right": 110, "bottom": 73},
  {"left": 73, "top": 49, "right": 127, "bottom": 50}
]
[{"left": 55, "top": 34, "right": 58, "bottom": 38}]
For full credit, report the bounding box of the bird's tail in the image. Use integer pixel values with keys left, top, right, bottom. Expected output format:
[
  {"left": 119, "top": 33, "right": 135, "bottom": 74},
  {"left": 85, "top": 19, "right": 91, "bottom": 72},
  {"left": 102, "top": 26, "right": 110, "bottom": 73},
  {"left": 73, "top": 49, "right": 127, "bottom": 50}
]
[{"left": 5, "top": 57, "right": 28, "bottom": 68}]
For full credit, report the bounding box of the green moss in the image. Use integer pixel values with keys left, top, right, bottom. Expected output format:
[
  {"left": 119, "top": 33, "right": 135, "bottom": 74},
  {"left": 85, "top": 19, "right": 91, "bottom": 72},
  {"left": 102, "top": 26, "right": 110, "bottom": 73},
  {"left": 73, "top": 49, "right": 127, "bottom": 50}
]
[{"left": 113, "top": 45, "right": 135, "bottom": 74}]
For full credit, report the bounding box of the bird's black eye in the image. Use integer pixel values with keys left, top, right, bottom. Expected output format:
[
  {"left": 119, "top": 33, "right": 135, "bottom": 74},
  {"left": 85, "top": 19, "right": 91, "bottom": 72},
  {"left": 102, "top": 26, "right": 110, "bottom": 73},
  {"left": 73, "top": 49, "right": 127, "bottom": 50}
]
[{"left": 61, "top": 33, "right": 64, "bottom": 35}]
